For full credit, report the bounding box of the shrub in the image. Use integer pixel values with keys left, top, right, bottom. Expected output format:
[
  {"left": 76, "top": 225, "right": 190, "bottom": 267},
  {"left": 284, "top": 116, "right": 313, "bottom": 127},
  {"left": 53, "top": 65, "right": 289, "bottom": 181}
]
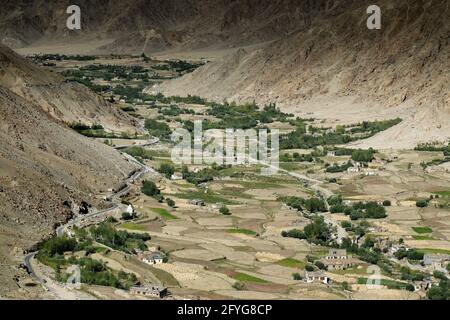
[
  {"left": 166, "top": 198, "right": 176, "bottom": 208},
  {"left": 158, "top": 163, "right": 175, "bottom": 179},
  {"left": 383, "top": 200, "right": 392, "bottom": 206},
  {"left": 305, "top": 264, "right": 315, "bottom": 272},
  {"left": 121, "top": 212, "right": 133, "bottom": 221},
  {"left": 314, "top": 261, "right": 327, "bottom": 270},
  {"left": 141, "top": 180, "right": 160, "bottom": 197},
  {"left": 416, "top": 199, "right": 429, "bottom": 208},
  {"left": 293, "top": 273, "right": 303, "bottom": 281},
  {"left": 281, "top": 229, "right": 306, "bottom": 240},
  {"left": 220, "top": 206, "right": 231, "bottom": 215},
  {"left": 232, "top": 281, "right": 246, "bottom": 290}
]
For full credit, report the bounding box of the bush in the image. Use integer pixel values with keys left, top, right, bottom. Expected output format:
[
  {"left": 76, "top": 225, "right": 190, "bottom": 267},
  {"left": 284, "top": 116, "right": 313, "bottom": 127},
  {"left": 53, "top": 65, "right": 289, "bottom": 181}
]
[
  {"left": 383, "top": 200, "right": 392, "bottom": 206},
  {"left": 141, "top": 180, "right": 160, "bottom": 197},
  {"left": 416, "top": 199, "right": 429, "bottom": 208},
  {"left": 305, "top": 264, "right": 315, "bottom": 272},
  {"left": 292, "top": 273, "right": 303, "bottom": 281},
  {"left": 281, "top": 229, "right": 306, "bottom": 240},
  {"left": 314, "top": 261, "right": 327, "bottom": 270},
  {"left": 158, "top": 163, "right": 175, "bottom": 179},
  {"left": 121, "top": 212, "right": 133, "bottom": 220},
  {"left": 166, "top": 198, "right": 176, "bottom": 208},
  {"left": 232, "top": 281, "right": 246, "bottom": 290},
  {"left": 220, "top": 206, "right": 231, "bottom": 215},
  {"left": 341, "top": 221, "right": 352, "bottom": 230},
  {"left": 303, "top": 216, "right": 332, "bottom": 245}
]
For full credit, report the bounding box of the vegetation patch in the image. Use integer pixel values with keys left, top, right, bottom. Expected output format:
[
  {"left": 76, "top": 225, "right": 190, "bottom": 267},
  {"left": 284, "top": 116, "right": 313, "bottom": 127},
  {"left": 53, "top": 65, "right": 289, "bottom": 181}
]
[
  {"left": 233, "top": 272, "right": 268, "bottom": 283},
  {"left": 412, "top": 227, "right": 433, "bottom": 234},
  {"left": 151, "top": 208, "right": 178, "bottom": 220},
  {"left": 357, "top": 278, "right": 413, "bottom": 291},
  {"left": 227, "top": 228, "right": 257, "bottom": 236},
  {"left": 276, "top": 258, "right": 305, "bottom": 269}
]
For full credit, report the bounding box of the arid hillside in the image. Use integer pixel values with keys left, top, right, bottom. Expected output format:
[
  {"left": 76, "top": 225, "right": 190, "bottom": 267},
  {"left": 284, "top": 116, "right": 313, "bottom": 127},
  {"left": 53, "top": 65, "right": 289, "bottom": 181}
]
[
  {"left": 0, "top": 45, "right": 138, "bottom": 132},
  {"left": 1, "top": 0, "right": 352, "bottom": 51},
  {"left": 0, "top": 46, "right": 141, "bottom": 296},
  {"left": 156, "top": 0, "right": 450, "bottom": 148}
]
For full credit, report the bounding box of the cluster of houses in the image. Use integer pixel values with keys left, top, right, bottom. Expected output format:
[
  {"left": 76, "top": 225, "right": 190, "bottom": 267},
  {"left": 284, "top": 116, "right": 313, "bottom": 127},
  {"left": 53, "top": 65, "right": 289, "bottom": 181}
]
[
  {"left": 303, "top": 250, "right": 361, "bottom": 285},
  {"left": 321, "top": 249, "right": 360, "bottom": 271}
]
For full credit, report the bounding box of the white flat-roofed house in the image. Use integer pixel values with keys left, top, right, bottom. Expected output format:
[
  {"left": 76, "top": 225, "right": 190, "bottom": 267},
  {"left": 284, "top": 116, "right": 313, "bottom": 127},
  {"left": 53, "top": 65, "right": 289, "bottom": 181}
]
[
  {"left": 141, "top": 252, "right": 164, "bottom": 265},
  {"left": 130, "top": 285, "right": 167, "bottom": 299},
  {"left": 305, "top": 271, "right": 331, "bottom": 284}
]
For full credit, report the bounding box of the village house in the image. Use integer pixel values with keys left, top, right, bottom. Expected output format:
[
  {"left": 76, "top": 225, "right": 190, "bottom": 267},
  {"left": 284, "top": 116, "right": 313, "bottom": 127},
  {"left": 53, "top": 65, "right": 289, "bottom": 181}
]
[
  {"left": 423, "top": 254, "right": 450, "bottom": 270},
  {"left": 171, "top": 173, "right": 183, "bottom": 180},
  {"left": 327, "top": 151, "right": 336, "bottom": 157},
  {"left": 140, "top": 252, "right": 164, "bottom": 265},
  {"left": 189, "top": 199, "right": 205, "bottom": 207},
  {"left": 322, "top": 249, "right": 358, "bottom": 270},
  {"left": 130, "top": 285, "right": 167, "bottom": 299},
  {"left": 305, "top": 271, "right": 331, "bottom": 285},
  {"left": 325, "top": 249, "right": 348, "bottom": 260},
  {"left": 126, "top": 204, "right": 135, "bottom": 215}
]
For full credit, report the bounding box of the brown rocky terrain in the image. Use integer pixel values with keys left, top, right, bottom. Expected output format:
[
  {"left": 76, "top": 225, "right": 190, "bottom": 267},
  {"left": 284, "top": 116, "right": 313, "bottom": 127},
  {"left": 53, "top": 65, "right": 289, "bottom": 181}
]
[
  {"left": 0, "top": 0, "right": 449, "bottom": 298},
  {"left": 155, "top": 0, "right": 450, "bottom": 148},
  {"left": 0, "top": 45, "right": 138, "bottom": 131},
  {"left": 0, "top": 45, "right": 140, "bottom": 297}
]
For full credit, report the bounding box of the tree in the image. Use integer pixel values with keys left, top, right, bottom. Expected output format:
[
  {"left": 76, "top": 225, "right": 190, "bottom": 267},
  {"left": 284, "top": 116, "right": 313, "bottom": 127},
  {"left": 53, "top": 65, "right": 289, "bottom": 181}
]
[
  {"left": 303, "top": 216, "right": 332, "bottom": 245},
  {"left": 292, "top": 273, "right": 303, "bottom": 281},
  {"left": 305, "top": 264, "right": 315, "bottom": 272},
  {"left": 314, "top": 261, "right": 327, "bottom": 270},
  {"left": 341, "top": 221, "right": 352, "bottom": 230},
  {"left": 383, "top": 200, "right": 392, "bottom": 206},
  {"left": 416, "top": 199, "right": 429, "bottom": 208},
  {"left": 158, "top": 163, "right": 175, "bottom": 179},
  {"left": 141, "top": 180, "right": 160, "bottom": 197},
  {"left": 166, "top": 198, "right": 176, "bottom": 208},
  {"left": 281, "top": 229, "right": 306, "bottom": 240},
  {"left": 220, "top": 206, "right": 231, "bottom": 215},
  {"left": 121, "top": 212, "right": 133, "bottom": 220}
]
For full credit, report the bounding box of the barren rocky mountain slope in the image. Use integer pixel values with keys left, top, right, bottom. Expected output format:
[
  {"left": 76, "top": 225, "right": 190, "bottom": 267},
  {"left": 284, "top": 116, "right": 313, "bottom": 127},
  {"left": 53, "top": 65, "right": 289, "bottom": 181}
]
[
  {"left": 0, "top": 46, "right": 140, "bottom": 296},
  {"left": 0, "top": 45, "right": 138, "bottom": 132},
  {"left": 1, "top": 0, "right": 352, "bottom": 51},
  {"left": 156, "top": 0, "right": 450, "bottom": 148}
]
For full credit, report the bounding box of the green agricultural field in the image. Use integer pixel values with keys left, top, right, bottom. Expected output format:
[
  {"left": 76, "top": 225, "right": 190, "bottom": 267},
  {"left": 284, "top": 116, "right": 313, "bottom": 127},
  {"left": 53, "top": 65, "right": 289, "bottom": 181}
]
[
  {"left": 233, "top": 272, "right": 268, "bottom": 283},
  {"left": 227, "top": 228, "right": 257, "bottom": 236},
  {"left": 412, "top": 235, "right": 435, "bottom": 240},
  {"left": 357, "top": 278, "right": 410, "bottom": 290},
  {"left": 433, "top": 190, "right": 450, "bottom": 197},
  {"left": 412, "top": 227, "right": 433, "bottom": 234},
  {"left": 418, "top": 248, "right": 450, "bottom": 255},
  {"left": 175, "top": 191, "right": 237, "bottom": 205},
  {"left": 276, "top": 258, "right": 305, "bottom": 269},
  {"left": 151, "top": 208, "right": 178, "bottom": 220}
]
